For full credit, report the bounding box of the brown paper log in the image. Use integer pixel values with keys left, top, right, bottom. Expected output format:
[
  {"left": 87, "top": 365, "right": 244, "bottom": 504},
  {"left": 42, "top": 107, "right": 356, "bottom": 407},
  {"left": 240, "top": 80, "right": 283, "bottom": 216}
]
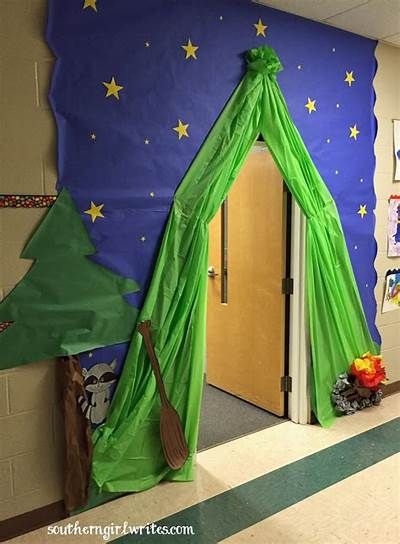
[{"left": 58, "top": 355, "right": 93, "bottom": 512}]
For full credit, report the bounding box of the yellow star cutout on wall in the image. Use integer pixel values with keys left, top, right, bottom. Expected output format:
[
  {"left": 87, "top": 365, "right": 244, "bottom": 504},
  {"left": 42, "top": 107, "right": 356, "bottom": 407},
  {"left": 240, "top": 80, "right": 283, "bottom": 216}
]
[
  {"left": 84, "top": 201, "right": 104, "bottom": 223},
  {"left": 349, "top": 124, "right": 360, "bottom": 140},
  {"left": 90, "top": 133, "right": 96, "bottom": 141},
  {"left": 357, "top": 204, "right": 367, "bottom": 218},
  {"left": 83, "top": 0, "right": 97, "bottom": 12},
  {"left": 173, "top": 119, "right": 189, "bottom": 139},
  {"left": 254, "top": 18, "right": 267, "bottom": 37},
  {"left": 102, "top": 77, "right": 123, "bottom": 100},
  {"left": 305, "top": 97, "right": 317, "bottom": 114},
  {"left": 181, "top": 39, "right": 199, "bottom": 60},
  {"left": 344, "top": 71, "right": 355, "bottom": 86}
]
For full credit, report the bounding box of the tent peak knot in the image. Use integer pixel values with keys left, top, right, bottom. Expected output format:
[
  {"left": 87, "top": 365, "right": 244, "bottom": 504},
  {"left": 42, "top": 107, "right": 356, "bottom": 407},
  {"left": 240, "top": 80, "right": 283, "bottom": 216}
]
[{"left": 246, "top": 46, "right": 282, "bottom": 78}]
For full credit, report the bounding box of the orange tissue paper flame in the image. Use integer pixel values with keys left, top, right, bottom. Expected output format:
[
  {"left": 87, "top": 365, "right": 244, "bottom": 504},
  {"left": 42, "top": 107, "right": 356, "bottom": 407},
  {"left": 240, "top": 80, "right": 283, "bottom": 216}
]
[{"left": 350, "top": 352, "right": 388, "bottom": 390}]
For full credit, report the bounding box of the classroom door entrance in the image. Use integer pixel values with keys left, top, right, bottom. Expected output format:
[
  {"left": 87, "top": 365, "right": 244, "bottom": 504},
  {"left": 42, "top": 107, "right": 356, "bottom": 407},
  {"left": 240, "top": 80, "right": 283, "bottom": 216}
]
[{"left": 206, "top": 144, "right": 287, "bottom": 416}]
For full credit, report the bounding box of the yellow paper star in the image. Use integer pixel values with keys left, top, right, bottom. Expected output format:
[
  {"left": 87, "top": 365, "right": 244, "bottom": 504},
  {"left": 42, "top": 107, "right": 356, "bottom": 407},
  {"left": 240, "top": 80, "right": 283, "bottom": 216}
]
[
  {"left": 344, "top": 71, "right": 355, "bottom": 86},
  {"left": 102, "top": 77, "right": 123, "bottom": 100},
  {"left": 181, "top": 39, "right": 199, "bottom": 60},
  {"left": 349, "top": 124, "right": 360, "bottom": 140},
  {"left": 84, "top": 201, "right": 104, "bottom": 223},
  {"left": 83, "top": 0, "right": 97, "bottom": 12},
  {"left": 140, "top": 235, "right": 146, "bottom": 242},
  {"left": 305, "top": 97, "right": 317, "bottom": 114},
  {"left": 90, "top": 133, "right": 96, "bottom": 141},
  {"left": 357, "top": 204, "right": 367, "bottom": 218},
  {"left": 254, "top": 18, "right": 267, "bottom": 37},
  {"left": 173, "top": 119, "right": 189, "bottom": 139}
]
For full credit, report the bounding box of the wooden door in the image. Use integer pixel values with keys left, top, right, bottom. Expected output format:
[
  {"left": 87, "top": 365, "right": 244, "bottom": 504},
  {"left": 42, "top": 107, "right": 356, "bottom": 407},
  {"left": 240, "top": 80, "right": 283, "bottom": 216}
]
[{"left": 206, "top": 144, "right": 286, "bottom": 416}]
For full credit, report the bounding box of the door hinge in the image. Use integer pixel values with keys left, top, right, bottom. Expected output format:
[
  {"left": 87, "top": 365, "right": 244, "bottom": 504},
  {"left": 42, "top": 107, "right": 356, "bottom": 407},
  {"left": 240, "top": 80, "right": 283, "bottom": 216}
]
[
  {"left": 280, "top": 375, "right": 292, "bottom": 393},
  {"left": 282, "top": 277, "right": 294, "bottom": 295}
]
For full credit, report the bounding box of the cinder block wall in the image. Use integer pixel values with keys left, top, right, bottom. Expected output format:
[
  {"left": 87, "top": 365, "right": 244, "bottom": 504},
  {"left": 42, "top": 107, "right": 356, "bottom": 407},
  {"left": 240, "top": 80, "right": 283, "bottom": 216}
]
[
  {"left": 374, "top": 43, "right": 400, "bottom": 383},
  {"left": 0, "top": 0, "right": 64, "bottom": 521}
]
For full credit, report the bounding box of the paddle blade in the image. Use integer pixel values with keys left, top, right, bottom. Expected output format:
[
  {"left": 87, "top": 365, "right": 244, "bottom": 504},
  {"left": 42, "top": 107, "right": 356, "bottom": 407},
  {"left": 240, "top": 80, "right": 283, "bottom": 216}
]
[{"left": 160, "top": 402, "right": 189, "bottom": 470}]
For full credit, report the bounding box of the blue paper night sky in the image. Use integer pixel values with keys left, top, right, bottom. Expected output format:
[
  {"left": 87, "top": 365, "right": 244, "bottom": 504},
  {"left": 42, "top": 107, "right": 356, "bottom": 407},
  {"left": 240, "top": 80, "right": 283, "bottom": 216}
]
[{"left": 47, "top": 0, "right": 379, "bottom": 376}]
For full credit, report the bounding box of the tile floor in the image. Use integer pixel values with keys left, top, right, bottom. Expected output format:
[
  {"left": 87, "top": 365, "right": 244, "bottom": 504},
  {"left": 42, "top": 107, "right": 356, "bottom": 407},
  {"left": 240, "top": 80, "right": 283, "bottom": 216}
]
[{"left": 7, "top": 393, "right": 400, "bottom": 544}]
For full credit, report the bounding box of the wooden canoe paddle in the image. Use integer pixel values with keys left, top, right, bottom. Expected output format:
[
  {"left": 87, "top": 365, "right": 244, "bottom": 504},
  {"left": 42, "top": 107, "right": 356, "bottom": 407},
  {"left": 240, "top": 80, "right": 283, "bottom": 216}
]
[{"left": 137, "top": 320, "right": 189, "bottom": 470}]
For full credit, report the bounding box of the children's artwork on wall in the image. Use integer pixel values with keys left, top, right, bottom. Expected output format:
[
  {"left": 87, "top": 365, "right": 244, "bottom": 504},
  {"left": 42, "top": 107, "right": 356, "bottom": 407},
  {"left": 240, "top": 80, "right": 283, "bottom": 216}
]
[
  {"left": 394, "top": 119, "right": 400, "bottom": 181},
  {"left": 388, "top": 195, "right": 400, "bottom": 256},
  {"left": 382, "top": 270, "right": 400, "bottom": 313}
]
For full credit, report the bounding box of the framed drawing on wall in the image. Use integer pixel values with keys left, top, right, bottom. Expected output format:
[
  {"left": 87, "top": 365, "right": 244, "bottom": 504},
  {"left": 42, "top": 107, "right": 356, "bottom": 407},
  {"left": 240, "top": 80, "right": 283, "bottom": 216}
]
[
  {"left": 388, "top": 195, "right": 400, "bottom": 257},
  {"left": 382, "top": 269, "right": 400, "bottom": 313},
  {"left": 394, "top": 119, "right": 400, "bottom": 181}
]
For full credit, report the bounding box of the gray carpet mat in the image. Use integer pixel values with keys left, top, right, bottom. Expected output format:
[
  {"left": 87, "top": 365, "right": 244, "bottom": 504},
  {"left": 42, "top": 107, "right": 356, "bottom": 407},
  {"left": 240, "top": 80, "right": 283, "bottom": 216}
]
[{"left": 198, "top": 382, "right": 286, "bottom": 451}]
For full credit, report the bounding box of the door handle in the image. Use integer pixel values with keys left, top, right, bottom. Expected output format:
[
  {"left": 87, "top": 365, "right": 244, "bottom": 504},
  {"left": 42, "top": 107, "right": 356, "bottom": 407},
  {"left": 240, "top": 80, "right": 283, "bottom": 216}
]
[
  {"left": 208, "top": 266, "right": 219, "bottom": 278},
  {"left": 221, "top": 199, "right": 228, "bottom": 304}
]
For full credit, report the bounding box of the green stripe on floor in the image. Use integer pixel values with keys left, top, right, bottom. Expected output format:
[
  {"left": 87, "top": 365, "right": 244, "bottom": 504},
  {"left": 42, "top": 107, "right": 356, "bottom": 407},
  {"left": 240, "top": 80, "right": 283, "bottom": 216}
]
[{"left": 115, "top": 417, "right": 400, "bottom": 543}]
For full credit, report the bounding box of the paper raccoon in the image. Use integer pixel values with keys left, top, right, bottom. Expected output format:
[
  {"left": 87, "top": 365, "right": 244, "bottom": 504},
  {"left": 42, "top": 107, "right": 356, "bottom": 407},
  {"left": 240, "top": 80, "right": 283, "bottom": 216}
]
[{"left": 78, "top": 359, "right": 117, "bottom": 425}]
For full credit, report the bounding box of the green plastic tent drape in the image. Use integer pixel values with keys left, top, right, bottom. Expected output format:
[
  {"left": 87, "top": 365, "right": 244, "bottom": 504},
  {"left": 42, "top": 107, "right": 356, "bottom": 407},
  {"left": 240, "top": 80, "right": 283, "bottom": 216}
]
[{"left": 92, "top": 46, "right": 378, "bottom": 492}]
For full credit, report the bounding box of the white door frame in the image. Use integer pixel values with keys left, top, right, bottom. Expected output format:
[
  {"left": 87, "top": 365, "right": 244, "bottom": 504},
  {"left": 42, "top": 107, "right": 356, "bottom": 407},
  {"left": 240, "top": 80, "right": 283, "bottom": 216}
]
[{"left": 288, "top": 201, "right": 310, "bottom": 424}]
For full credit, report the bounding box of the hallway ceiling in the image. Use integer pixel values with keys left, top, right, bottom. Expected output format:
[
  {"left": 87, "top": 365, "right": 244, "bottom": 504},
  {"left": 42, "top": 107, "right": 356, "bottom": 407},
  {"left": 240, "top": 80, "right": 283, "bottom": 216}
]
[{"left": 253, "top": 0, "right": 400, "bottom": 46}]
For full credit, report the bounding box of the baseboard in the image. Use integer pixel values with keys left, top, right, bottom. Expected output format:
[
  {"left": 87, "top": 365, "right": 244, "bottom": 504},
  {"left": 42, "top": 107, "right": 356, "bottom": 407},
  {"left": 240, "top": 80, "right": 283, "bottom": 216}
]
[
  {"left": 383, "top": 380, "right": 400, "bottom": 397},
  {"left": 0, "top": 500, "right": 66, "bottom": 542}
]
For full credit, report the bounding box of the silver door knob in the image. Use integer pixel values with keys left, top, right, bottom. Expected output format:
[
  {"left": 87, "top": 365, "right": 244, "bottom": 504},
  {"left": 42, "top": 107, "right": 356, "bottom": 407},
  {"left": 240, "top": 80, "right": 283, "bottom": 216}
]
[{"left": 208, "top": 266, "right": 219, "bottom": 278}]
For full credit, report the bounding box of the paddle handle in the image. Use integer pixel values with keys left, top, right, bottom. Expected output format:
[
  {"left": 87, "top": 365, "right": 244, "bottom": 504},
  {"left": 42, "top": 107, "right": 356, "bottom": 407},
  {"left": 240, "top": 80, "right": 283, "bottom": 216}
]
[{"left": 137, "top": 320, "right": 169, "bottom": 407}]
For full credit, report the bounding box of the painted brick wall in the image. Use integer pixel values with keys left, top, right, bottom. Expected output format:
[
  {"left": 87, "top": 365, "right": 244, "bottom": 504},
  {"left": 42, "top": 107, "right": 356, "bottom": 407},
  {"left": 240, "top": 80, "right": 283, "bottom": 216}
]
[
  {"left": 374, "top": 43, "right": 400, "bottom": 383},
  {"left": 0, "top": 0, "right": 64, "bottom": 521}
]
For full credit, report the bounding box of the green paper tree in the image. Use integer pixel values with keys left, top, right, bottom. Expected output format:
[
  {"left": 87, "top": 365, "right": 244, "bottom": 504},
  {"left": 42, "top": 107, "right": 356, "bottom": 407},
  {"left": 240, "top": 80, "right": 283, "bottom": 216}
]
[{"left": 0, "top": 188, "right": 139, "bottom": 369}]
